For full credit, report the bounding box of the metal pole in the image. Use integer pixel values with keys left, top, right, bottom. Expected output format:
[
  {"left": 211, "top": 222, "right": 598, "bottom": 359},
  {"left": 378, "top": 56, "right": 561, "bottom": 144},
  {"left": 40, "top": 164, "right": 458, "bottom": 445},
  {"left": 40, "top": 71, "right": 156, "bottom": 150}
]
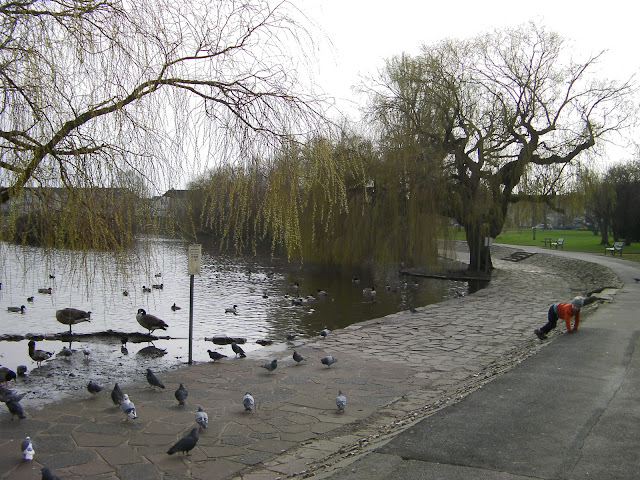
[{"left": 188, "top": 274, "right": 194, "bottom": 365}]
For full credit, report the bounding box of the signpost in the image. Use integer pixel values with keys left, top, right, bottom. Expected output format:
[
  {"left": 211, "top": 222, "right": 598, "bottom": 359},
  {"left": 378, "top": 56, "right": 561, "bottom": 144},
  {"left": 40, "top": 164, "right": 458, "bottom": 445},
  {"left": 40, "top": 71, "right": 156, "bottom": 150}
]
[{"left": 187, "top": 244, "right": 201, "bottom": 365}]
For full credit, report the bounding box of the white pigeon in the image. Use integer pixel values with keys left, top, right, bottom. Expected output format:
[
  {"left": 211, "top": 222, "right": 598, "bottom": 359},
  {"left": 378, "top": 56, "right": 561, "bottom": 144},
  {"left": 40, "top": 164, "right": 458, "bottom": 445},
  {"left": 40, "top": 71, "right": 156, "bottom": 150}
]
[
  {"left": 195, "top": 406, "right": 208, "bottom": 430},
  {"left": 21, "top": 436, "right": 35, "bottom": 460},
  {"left": 243, "top": 392, "right": 254, "bottom": 412},
  {"left": 121, "top": 394, "right": 137, "bottom": 420},
  {"left": 336, "top": 390, "right": 347, "bottom": 413}
]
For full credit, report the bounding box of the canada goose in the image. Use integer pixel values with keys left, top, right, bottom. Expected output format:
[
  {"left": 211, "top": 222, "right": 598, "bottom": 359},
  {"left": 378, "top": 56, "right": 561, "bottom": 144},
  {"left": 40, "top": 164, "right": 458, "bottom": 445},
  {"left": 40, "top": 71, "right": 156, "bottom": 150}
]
[
  {"left": 288, "top": 281, "right": 299, "bottom": 291},
  {"left": 225, "top": 305, "right": 238, "bottom": 314},
  {"left": 351, "top": 276, "right": 360, "bottom": 284},
  {"left": 362, "top": 285, "right": 376, "bottom": 296},
  {"left": 142, "top": 286, "right": 151, "bottom": 293},
  {"left": 27, "top": 340, "right": 53, "bottom": 367},
  {"left": 152, "top": 283, "right": 163, "bottom": 289},
  {"left": 38, "top": 287, "right": 52, "bottom": 294},
  {"left": 171, "top": 303, "right": 181, "bottom": 311},
  {"left": 155, "top": 272, "right": 162, "bottom": 277},
  {"left": 8, "top": 305, "right": 26, "bottom": 313},
  {"left": 55, "top": 308, "right": 91, "bottom": 333},
  {"left": 136, "top": 308, "right": 168, "bottom": 334}
]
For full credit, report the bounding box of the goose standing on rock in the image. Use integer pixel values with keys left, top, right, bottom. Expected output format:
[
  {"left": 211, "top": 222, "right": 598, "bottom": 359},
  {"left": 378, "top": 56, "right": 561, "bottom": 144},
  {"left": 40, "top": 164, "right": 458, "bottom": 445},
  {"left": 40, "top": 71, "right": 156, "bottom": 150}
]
[
  {"left": 55, "top": 308, "right": 91, "bottom": 334},
  {"left": 136, "top": 308, "right": 168, "bottom": 334},
  {"left": 27, "top": 340, "right": 52, "bottom": 367},
  {"left": 7, "top": 305, "right": 26, "bottom": 313}
]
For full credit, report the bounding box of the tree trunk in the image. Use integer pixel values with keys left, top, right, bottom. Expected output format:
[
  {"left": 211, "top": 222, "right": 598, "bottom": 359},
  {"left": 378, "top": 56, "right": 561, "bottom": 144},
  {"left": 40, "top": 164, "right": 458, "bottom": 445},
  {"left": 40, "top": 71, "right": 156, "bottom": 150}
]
[
  {"left": 465, "top": 223, "right": 493, "bottom": 273},
  {"left": 599, "top": 219, "right": 609, "bottom": 245}
]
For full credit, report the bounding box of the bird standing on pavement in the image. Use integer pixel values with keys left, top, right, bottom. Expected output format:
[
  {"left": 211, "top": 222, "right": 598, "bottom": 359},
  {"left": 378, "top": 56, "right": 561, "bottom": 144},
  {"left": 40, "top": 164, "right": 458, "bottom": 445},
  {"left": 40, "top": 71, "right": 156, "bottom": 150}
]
[
  {"left": 261, "top": 359, "right": 277, "bottom": 373},
  {"left": 175, "top": 383, "right": 188, "bottom": 406},
  {"left": 146, "top": 368, "right": 165, "bottom": 390},
  {"left": 121, "top": 394, "right": 137, "bottom": 420},
  {"left": 207, "top": 350, "right": 227, "bottom": 361},
  {"left": 41, "top": 467, "right": 61, "bottom": 480},
  {"left": 321, "top": 356, "right": 338, "bottom": 367},
  {"left": 111, "top": 383, "right": 124, "bottom": 406},
  {"left": 231, "top": 342, "right": 246, "bottom": 358},
  {"left": 336, "top": 390, "right": 347, "bottom": 413},
  {"left": 243, "top": 392, "right": 254, "bottom": 412},
  {"left": 87, "top": 381, "right": 103, "bottom": 396},
  {"left": 195, "top": 406, "right": 208, "bottom": 430},
  {"left": 55, "top": 308, "right": 91, "bottom": 334},
  {"left": 136, "top": 308, "right": 168, "bottom": 334},
  {"left": 5, "top": 400, "right": 26, "bottom": 420},
  {"left": 293, "top": 351, "right": 305, "bottom": 364},
  {"left": 167, "top": 427, "right": 199, "bottom": 455},
  {"left": 21, "top": 436, "right": 35, "bottom": 460},
  {"left": 409, "top": 304, "right": 417, "bottom": 313},
  {"left": 285, "top": 333, "right": 297, "bottom": 341}
]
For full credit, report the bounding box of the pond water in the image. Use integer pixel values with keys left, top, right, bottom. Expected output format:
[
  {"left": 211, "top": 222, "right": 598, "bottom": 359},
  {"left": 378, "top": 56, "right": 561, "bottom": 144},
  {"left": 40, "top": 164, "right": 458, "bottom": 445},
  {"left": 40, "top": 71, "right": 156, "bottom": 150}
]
[{"left": 0, "top": 237, "right": 473, "bottom": 405}]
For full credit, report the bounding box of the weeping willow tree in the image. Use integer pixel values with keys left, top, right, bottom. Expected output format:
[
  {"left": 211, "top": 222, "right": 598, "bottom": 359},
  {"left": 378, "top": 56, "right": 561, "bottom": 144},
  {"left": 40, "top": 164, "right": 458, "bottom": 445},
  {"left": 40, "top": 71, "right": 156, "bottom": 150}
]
[{"left": 0, "top": 0, "right": 326, "bottom": 270}]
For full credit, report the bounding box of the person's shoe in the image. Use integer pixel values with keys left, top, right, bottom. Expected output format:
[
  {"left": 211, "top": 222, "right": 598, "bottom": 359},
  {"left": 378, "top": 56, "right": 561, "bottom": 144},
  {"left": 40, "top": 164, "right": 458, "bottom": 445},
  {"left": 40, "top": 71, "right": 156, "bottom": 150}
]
[{"left": 534, "top": 329, "right": 547, "bottom": 340}]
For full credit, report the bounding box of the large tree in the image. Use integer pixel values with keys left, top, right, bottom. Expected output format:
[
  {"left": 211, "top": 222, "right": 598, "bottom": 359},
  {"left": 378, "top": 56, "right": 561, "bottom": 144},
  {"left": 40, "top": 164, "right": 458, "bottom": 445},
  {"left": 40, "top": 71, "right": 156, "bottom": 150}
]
[
  {"left": 367, "top": 23, "right": 635, "bottom": 272},
  {"left": 0, "top": 0, "right": 324, "bottom": 250}
]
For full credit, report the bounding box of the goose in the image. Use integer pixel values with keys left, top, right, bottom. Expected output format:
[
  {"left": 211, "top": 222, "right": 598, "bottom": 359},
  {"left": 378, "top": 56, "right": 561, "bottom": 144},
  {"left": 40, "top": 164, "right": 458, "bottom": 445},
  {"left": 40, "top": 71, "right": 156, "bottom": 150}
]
[
  {"left": 225, "top": 305, "right": 238, "bottom": 314},
  {"left": 316, "top": 289, "right": 328, "bottom": 296},
  {"left": 155, "top": 272, "right": 162, "bottom": 278},
  {"left": 136, "top": 308, "right": 168, "bottom": 334},
  {"left": 362, "top": 285, "right": 376, "bottom": 296},
  {"left": 122, "top": 290, "right": 129, "bottom": 296},
  {"left": 38, "top": 287, "right": 52, "bottom": 294},
  {"left": 56, "top": 308, "right": 91, "bottom": 333},
  {"left": 27, "top": 340, "right": 53, "bottom": 367},
  {"left": 142, "top": 285, "right": 151, "bottom": 293},
  {"left": 171, "top": 303, "right": 181, "bottom": 311},
  {"left": 7, "top": 305, "right": 26, "bottom": 313},
  {"left": 351, "top": 276, "right": 360, "bottom": 284},
  {"left": 152, "top": 283, "right": 163, "bottom": 289}
]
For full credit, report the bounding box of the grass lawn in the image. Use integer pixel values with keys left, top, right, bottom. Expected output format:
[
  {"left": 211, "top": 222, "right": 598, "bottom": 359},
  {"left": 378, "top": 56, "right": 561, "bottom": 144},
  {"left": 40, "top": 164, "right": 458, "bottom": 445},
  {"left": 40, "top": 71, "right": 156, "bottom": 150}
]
[{"left": 448, "top": 227, "right": 640, "bottom": 259}]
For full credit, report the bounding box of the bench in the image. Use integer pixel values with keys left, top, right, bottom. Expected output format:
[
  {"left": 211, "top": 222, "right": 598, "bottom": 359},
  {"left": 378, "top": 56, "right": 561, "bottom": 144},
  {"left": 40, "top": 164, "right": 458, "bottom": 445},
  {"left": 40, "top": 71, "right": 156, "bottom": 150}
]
[
  {"left": 605, "top": 241, "right": 624, "bottom": 256},
  {"left": 541, "top": 237, "right": 553, "bottom": 247},
  {"left": 551, "top": 238, "right": 564, "bottom": 249}
]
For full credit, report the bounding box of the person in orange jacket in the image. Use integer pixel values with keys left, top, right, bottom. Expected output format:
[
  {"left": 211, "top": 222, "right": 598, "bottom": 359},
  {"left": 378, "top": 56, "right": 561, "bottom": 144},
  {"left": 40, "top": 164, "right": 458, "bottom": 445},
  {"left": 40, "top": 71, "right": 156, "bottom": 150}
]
[{"left": 534, "top": 296, "right": 583, "bottom": 340}]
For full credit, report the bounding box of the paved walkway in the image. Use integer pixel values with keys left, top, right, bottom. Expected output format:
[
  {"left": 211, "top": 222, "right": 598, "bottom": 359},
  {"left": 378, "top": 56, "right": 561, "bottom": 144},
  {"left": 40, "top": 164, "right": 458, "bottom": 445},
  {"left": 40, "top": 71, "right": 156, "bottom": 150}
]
[{"left": 0, "top": 245, "right": 629, "bottom": 479}]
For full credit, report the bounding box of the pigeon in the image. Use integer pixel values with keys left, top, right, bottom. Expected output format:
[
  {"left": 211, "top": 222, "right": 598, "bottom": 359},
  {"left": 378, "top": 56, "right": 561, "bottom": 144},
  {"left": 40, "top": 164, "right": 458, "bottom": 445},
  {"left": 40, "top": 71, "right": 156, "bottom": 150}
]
[
  {"left": 319, "top": 328, "right": 331, "bottom": 337},
  {"left": 0, "top": 366, "right": 17, "bottom": 385},
  {"left": 261, "top": 359, "right": 277, "bottom": 373},
  {"left": 167, "top": 426, "right": 199, "bottom": 455},
  {"left": 195, "top": 406, "right": 208, "bottom": 430},
  {"left": 207, "top": 350, "right": 227, "bottom": 361},
  {"left": 5, "top": 400, "right": 26, "bottom": 420},
  {"left": 58, "top": 346, "right": 72, "bottom": 359},
  {"left": 82, "top": 347, "right": 91, "bottom": 360},
  {"left": 409, "top": 304, "right": 417, "bottom": 313},
  {"left": 336, "top": 390, "right": 347, "bottom": 412},
  {"left": 121, "top": 344, "right": 128, "bottom": 355},
  {"left": 243, "top": 392, "right": 254, "bottom": 412},
  {"left": 111, "top": 383, "right": 124, "bottom": 406},
  {"left": 285, "top": 333, "right": 297, "bottom": 341},
  {"left": 0, "top": 388, "right": 26, "bottom": 403},
  {"left": 87, "top": 381, "right": 103, "bottom": 396},
  {"left": 175, "top": 383, "right": 188, "bottom": 406},
  {"left": 171, "top": 303, "right": 181, "bottom": 311},
  {"left": 225, "top": 305, "right": 238, "bottom": 314},
  {"left": 231, "top": 342, "right": 246, "bottom": 358},
  {"left": 146, "top": 368, "right": 165, "bottom": 390},
  {"left": 16, "top": 365, "right": 27, "bottom": 377},
  {"left": 121, "top": 394, "right": 137, "bottom": 420},
  {"left": 321, "top": 356, "right": 338, "bottom": 367},
  {"left": 41, "top": 467, "right": 61, "bottom": 480},
  {"left": 136, "top": 308, "right": 169, "bottom": 334},
  {"left": 21, "top": 436, "right": 35, "bottom": 460},
  {"left": 7, "top": 305, "right": 26, "bottom": 313},
  {"left": 293, "top": 351, "right": 306, "bottom": 364},
  {"left": 55, "top": 308, "right": 91, "bottom": 333},
  {"left": 28, "top": 340, "right": 53, "bottom": 367}
]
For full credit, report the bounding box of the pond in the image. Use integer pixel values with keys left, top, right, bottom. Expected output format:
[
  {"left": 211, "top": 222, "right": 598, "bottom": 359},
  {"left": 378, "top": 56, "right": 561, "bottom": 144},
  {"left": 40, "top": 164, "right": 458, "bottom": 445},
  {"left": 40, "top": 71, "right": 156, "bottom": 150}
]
[{"left": 0, "top": 237, "right": 474, "bottom": 405}]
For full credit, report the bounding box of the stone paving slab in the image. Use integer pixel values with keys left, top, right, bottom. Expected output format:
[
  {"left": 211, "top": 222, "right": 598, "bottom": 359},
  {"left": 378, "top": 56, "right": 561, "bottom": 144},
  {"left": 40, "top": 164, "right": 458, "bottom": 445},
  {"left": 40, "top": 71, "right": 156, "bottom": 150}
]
[{"left": 0, "top": 246, "right": 621, "bottom": 479}]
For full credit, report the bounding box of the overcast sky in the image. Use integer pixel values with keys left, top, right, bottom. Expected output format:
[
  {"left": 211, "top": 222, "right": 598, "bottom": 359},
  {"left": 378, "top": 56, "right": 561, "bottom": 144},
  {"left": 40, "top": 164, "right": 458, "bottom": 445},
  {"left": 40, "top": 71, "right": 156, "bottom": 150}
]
[{"left": 300, "top": 0, "right": 638, "bottom": 120}]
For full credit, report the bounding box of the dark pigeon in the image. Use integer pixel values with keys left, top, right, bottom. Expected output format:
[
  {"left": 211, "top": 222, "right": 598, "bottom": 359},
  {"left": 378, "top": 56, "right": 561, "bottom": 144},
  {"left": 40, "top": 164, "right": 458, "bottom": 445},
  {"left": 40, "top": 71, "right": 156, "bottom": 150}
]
[
  {"left": 231, "top": 342, "right": 246, "bottom": 358},
  {"left": 175, "top": 383, "right": 188, "bottom": 406},
  {"left": 146, "top": 368, "right": 165, "bottom": 389},
  {"left": 319, "top": 328, "right": 331, "bottom": 337},
  {"left": 261, "top": 359, "right": 277, "bottom": 373},
  {"left": 207, "top": 350, "right": 227, "bottom": 361},
  {"left": 167, "top": 427, "right": 199, "bottom": 455},
  {"left": 111, "top": 383, "right": 124, "bottom": 406},
  {"left": 17, "top": 365, "right": 27, "bottom": 377},
  {"left": 0, "top": 366, "right": 17, "bottom": 384},
  {"left": 409, "top": 304, "right": 417, "bottom": 313},
  {"left": 6, "top": 400, "right": 26, "bottom": 420},
  {"left": 321, "top": 356, "right": 338, "bottom": 367},
  {"left": 293, "top": 351, "right": 305, "bottom": 364},
  {"left": 87, "top": 381, "right": 103, "bottom": 396},
  {"left": 41, "top": 467, "right": 61, "bottom": 480}
]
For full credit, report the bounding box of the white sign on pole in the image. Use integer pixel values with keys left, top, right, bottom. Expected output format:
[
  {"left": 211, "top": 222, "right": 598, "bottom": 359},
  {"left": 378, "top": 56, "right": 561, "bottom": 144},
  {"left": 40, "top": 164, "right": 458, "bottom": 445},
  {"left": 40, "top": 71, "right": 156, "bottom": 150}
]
[
  {"left": 484, "top": 237, "right": 493, "bottom": 247},
  {"left": 188, "top": 244, "right": 202, "bottom": 275}
]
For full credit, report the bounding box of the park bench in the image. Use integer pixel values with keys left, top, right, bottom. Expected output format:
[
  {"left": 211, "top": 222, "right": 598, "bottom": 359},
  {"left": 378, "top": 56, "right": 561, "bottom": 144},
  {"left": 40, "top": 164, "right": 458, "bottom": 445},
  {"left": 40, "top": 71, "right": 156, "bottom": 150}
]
[
  {"left": 551, "top": 238, "right": 564, "bottom": 249},
  {"left": 541, "top": 237, "right": 553, "bottom": 247},
  {"left": 605, "top": 241, "right": 624, "bottom": 256}
]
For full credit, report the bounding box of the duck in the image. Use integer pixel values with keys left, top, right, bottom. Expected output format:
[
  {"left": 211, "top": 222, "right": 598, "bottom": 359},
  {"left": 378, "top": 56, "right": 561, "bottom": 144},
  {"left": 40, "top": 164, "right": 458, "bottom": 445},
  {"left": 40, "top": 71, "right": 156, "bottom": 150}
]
[
  {"left": 55, "top": 308, "right": 91, "bottom": 333},
  {"left": 122, "top": 290, "right": 129, "bottom": 296},
  {"left": 351, "top": 276, "right": 361, "bottom": 284},
  {"left": 27, "top": 296, "right": 34, "bottom": 303},
  {"left": 225, "top": 305, "right": 238, "bottom": 314},
  {"left": 152, "top": 283, "right": 163, "bottom": 290},
  {"left": 27, "top": 340, "right": 53, "bottom": 367},
  {"left": 38, "top": 287, "right": 52, "bottom": 294},
  {"left": 171, "top": 303, "right": 181, "bottom": 311},
  {"left": 362, "top": 285, "right": 376, "bottom": 296},
  {"left": 136, "top": 308, "right": 168, "bottom": 334},
  {"left": 7, "top": 305, "right": 26, "bottom": 313},
  {"left": 155, "top": 272, "right": 162, "bottom": 278},
  {"left": 142, "top": 286, "right": 151, "bottom": 293}
]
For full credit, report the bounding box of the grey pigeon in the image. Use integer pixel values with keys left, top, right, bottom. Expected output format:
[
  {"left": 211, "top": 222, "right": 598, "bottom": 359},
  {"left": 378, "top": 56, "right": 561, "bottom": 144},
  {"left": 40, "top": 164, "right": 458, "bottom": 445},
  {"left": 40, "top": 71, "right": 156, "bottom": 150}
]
[
  {"left": 175, "top": 383, "right": 188, "bottom": 406},
  {"left": 195, "top": 406, "right": 208, "bottom": 430},
  {"left": 21, "top": 436, "right": 35, "bottom": 460},
  {"left": 336, "top": 390, "right": 347, "bottom": 412},
  {"left": 6, "top": 400, "right": 26, "bottom": 420},
  {"left": 321, "top": 356, "right": 338, "bottom": 367},
  {"left": 58, "top": 346, "right": 72, "bottom": 359},
  {"left": 146, "top": 368, "right": 165, "bottom": 389},
  {"left": 87, "top": 381, "right": 103, "bottom": 396},
  {"left": 0, "top": 366, "right": 17, "bottom": 384},
  {"left": 121, "top": 394, "right": 137, "bottom": 420},
  {"left": 207, "top": 350, "right": 227, "bottom": 361},
  {"left": 111, "top": 383, "right": 124, "bottom": 406},
  {"left": 55, "top": 307, "right": 91, "bottom": 334},
  {"left": 82, "top": 347, "right": 91, "bottom": 360},
  {"left": 136, "top": 308, "right": 169, "bottom": 334},
  {"left": 231, "top": 342, "right": 246, "bottom": 358},
  {"left": 293, "top": 351, "right": 305, "bottom": 364},
  {"left": 243, "top": 392, "right": 254, "bottom": 411},
  {"left": 41, "top": 467, "right": 61, "bottom": 480},
  {"left": 17, "top": 365, "right": 27, "bottom": 377},
  {"left": 167, "top": 427, "right": 199, "bottom": 455},
  {"left": 319, "top": 328, "right": 331, "bottom": 337},
  {"left": 0, "top": 387, "right": 26, "bottom": 403},
  {"left": 285, "top": 333, "right": 297, "bottom": 341},
  {"left": 409, "top": 304, "right": 417, "bottom": 313},
  {"left": 261, "top": 359, "right": 277, "bottom": 373}
]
